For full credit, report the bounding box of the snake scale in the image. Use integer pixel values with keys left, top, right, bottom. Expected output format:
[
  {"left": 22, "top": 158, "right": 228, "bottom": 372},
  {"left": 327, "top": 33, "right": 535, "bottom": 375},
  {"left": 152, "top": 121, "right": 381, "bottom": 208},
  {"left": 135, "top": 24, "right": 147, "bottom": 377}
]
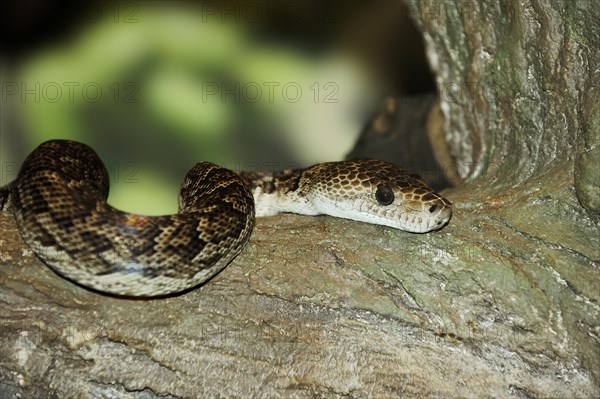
[{"left": 0, "top": 140, "right": 452, "bottom": 297}]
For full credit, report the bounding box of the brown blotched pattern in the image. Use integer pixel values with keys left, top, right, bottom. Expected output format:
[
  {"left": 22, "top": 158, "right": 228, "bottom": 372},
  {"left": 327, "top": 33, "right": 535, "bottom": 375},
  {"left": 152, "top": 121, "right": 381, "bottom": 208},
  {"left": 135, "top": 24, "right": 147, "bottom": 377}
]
[
  {"left": 4, "top": 140, "right": 254, "bottom": 297},
  {"left": 2, "top": 140, "right": 451, "bottom": 297},
  {"left": 239, "top": 159, "right": 452, "bottom": 233}
]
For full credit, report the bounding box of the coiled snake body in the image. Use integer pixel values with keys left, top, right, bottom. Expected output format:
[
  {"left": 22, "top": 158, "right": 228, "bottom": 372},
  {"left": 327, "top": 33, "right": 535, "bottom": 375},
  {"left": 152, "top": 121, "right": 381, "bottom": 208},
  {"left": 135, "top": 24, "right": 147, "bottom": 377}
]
[{"left": 1, "top": 140, "right": 452, "bottom": 297}]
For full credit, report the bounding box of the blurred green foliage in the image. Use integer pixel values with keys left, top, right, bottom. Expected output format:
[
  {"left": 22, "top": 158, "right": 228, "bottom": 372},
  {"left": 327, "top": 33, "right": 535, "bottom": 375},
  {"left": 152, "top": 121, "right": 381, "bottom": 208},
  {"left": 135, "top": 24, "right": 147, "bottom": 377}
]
[{"left": 6, "top": 3, "right": 373, "bottom": 214}]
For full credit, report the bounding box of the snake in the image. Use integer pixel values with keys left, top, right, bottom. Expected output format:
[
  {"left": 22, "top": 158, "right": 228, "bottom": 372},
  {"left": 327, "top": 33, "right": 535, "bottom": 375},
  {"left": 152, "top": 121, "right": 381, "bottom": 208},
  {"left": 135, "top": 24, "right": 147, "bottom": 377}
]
[{"left": 0, "top": 140, "right": 452, "bottom": 297}]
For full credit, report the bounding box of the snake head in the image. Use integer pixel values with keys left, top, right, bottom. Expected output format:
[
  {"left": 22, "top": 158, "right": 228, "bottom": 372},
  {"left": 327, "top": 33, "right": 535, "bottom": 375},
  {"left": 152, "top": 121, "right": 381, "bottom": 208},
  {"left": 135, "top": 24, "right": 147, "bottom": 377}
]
[{"left": 306, "top": 159, "right": 452, "bottom": 233}]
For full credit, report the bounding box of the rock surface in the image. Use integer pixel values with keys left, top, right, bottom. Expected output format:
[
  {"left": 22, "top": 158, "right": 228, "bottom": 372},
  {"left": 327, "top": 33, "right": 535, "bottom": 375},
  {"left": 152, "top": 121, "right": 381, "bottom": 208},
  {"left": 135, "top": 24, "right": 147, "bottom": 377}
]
[{"left": 1, "top": 175, "right": 599, "bottom": 398}]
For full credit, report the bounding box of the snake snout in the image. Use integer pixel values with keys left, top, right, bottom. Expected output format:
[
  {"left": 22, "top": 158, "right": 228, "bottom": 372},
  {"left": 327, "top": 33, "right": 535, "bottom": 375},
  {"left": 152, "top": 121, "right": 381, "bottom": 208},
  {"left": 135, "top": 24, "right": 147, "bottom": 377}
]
[{"left": 426, "top": 198, "right": 452, "bottom": 230}]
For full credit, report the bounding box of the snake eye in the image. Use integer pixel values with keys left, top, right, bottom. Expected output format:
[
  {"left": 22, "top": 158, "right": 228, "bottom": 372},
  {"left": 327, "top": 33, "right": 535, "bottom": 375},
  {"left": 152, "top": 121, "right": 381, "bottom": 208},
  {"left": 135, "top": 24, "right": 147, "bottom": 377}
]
[{"left": 375, "top": 185, "right": 394, "bottom": 206}]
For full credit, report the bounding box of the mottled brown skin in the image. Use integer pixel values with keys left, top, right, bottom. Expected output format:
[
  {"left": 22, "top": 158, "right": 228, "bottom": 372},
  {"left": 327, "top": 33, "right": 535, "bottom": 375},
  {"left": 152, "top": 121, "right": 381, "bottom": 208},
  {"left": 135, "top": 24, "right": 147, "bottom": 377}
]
[
  {"left": 240, "top": 160, "right": 450, "bottom": 201},
  {"left": 2, "top": 140, "right": 254, "bottom": 296},
  {"left": 304, "top": 159, "right": 451, "bottom": 204},
  {"left": 238, "top": 159, "right": 452, "bottom": 232},
  {"left": 1, "top": 140, "right": 452, "bottom": 297}
]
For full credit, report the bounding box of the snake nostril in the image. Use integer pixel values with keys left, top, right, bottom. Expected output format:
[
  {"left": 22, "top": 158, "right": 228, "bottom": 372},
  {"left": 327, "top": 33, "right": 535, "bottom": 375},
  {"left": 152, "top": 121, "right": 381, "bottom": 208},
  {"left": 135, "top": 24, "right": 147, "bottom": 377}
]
[{"left": 428, "top": 204, "right": 438, "bottom": 213}]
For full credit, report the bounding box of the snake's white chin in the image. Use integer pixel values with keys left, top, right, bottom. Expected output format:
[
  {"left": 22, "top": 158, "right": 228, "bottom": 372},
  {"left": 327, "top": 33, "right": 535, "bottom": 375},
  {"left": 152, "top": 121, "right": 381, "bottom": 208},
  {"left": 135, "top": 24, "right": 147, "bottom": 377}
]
[
  {"left": 252, "top": 186, "right": 452, "bottom": 233},
  {"left": 308, "top": 197, "right": 451, "bottom": 233}
]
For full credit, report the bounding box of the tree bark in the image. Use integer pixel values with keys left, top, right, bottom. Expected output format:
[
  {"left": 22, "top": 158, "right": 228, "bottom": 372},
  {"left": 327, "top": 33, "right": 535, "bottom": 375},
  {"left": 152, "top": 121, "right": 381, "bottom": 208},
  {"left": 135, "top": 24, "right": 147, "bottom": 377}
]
[{"left": 1, "top": 1, "right": 599, "bottom": 398}]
